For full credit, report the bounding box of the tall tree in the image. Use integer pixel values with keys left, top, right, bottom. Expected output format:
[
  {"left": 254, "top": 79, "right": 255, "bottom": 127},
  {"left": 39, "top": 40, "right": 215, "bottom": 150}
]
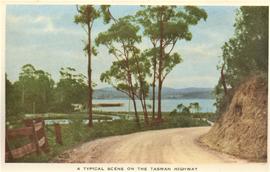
[
  {"left": 136, "top": 11, "right": 159, "bottom": 119},
  {"left": 138, "top": 47, "right": 159, "bottom": 119},
  {"left": 136, "top": 6, "right": 207, "bottom": 122},
  {"left": 100, "top": 60, "right": 141, "bottom": 126},
  {"left": 54, "top": 67, "right": 88, "bottom": 113},
  {"left": 14, "top": 64, "right": 54, "bottom": 114},
  {"left": 133, "top": 51, "right": 151, "bottom": 125},
  {"left": 97, "top": 16, "right": 143, "bottom": 126},
  {"left": 215, "top": 6, "right": 268, "bottom": 114},
  {"left": 74, "top": 5, "right": 111, "bottom": 127},
  {"left": 6, "top": 74, "right": 22, "bottom": 122},
  {"left": 221, "top": 6, "right": 268, "bottom": 87}
]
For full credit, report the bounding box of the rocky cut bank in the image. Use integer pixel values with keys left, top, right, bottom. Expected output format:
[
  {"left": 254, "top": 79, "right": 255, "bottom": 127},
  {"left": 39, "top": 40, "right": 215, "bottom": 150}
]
[{"left": 201, "top": 75, "right": 267, "bottom": 161}]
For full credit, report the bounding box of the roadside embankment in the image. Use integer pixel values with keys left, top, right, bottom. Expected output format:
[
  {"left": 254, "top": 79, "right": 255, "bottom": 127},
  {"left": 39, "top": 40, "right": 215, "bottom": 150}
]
[{"left": 201, "top": 76, "right": 267, "bottom": 161}]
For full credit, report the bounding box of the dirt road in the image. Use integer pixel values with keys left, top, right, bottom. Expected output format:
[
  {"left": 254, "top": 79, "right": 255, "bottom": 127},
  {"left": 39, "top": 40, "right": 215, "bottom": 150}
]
[{"left": 54, "top": 127, "right": 246, "bottom": 163}]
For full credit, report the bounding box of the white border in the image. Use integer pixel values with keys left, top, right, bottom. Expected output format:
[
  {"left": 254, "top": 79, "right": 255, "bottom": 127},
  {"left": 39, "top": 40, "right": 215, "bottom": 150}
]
[{"left": 0, "top": 1, "right": 269, "bottom": 172}]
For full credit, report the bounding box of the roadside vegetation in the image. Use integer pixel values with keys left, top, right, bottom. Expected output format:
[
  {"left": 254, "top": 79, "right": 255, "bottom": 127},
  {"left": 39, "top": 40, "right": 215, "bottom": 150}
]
[
  {"left": 9, "top": 111, "right": 210, "bottom": 162},
  {"left": 214, "top": 6, "right": 268, "bottom": 115}
]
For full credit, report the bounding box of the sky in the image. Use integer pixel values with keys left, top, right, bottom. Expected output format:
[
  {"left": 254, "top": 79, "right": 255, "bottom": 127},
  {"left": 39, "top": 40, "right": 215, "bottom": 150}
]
[{"left": 5, "top": 5, "right": 238, "bottom": 89}]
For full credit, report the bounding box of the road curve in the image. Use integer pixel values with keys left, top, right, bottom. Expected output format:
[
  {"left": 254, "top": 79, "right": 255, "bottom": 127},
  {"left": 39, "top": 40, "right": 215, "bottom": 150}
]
[{"left": 54, "top": 127, "right": 246, "bottom": 163}]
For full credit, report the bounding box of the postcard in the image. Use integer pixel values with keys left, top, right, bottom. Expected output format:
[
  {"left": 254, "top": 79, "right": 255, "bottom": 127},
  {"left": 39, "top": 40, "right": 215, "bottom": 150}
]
[{"left": 1, "top": 0, "right": 269, "bottom": 172}]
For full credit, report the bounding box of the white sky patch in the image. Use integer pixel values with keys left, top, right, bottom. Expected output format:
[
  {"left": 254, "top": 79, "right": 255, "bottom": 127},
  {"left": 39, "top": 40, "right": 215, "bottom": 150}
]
[
  {"left": 164, "top": 76, "right": 218, "bottom": 88},
  {"left": 7, "top": 14, "right": 82, "bottom": 36},
  {"left": 178, "top": 44, "right": 220, "bottom": 59}
]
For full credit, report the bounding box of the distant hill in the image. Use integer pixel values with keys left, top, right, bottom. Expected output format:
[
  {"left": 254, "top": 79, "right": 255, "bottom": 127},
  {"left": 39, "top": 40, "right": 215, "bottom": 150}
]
[{"left": 93, "top": 87, "right": 214, "bottom": 99}]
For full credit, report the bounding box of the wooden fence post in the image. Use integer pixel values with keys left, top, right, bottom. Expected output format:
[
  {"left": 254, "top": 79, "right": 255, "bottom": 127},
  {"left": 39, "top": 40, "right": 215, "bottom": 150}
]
[
  {"left": 24, "top": 119, "right": 39, "bottom": 154},
  {"left": 31, "top": 120, "right": 41, "bottom": 155},
  {"left": 54, "top": 124, "right": 63, "bottom": 145},
  {"left": 35, "top": 118, "right": 49, "bottom": 152},
  {"left": 25, "top": 118, "right": 50, "bottom": 153},
  {"left": 5, "top": 118, "right": 50, "bottom": 160},
  {"left": 5, "top": 138, "right": 13, "bottom": 161},
  {"left": 42, "top": 120, "right": 50, "bottom": 152},
  {"left": 24, "top": 119, "right": 34, "bottom": 141}
]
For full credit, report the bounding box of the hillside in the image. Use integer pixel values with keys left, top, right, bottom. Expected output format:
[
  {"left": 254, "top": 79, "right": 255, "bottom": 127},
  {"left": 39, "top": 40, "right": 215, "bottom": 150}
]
[
  {"left": 200, "top": 76, "right": 267, "bottom": 161},
  {"left": 93, "top": 87, "right": 214, "bottom": 99}
]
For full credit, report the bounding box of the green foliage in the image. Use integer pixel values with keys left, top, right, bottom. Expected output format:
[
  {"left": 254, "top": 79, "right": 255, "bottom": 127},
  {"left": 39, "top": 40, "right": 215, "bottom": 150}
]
[
  {"left": 222, "top": 6, "right": 268, "bottom": 86},
  {"left": 97, "top": 16, "right": 148, "bottom": 100},
  {"left": 74, "top": 6, "right": 100, "bottom": 25},
  {"left": 136, "top": 6, "right": 207, "bottom": 78},
  {"left": 6, "top": 74, "right": 23, "bottom": 122},
  {"left": 5, "top": 64, "right": 90, "bottom": 123},
  {"left": 215, "top": 6, "right": 268, "bottom": 114},
  {"left": 165, "top": 115, "right": 210, "bottom": 128},
  {"left": 70, "top": 119, "right": 86, "bottom": 141},
  {"left": 171, "top": 102, "right": 202, "bottom": 115},
  {"left": 52, "top": 67, "right": 88, "bottom": 113},
  {"left": 12, "top": 64, "right": 55, "bottom": 115},
  {"left": 135, "top": 6, "right": 207, "bottom": 118},
  {"left": 96, "top": 16, "right": 141, "bottom": 50}
]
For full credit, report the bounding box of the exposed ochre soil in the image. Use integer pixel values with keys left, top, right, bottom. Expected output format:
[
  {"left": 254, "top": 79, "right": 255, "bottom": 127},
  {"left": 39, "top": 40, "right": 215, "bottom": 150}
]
[{"left": 201, "top": 76, "right": 267, "bottom": 161}]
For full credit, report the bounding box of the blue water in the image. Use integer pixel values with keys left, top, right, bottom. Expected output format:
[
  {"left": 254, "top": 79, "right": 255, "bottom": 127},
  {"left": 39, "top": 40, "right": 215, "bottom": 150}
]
[{"left": 93, "top": 99, "right": 216, "bottom": 112}]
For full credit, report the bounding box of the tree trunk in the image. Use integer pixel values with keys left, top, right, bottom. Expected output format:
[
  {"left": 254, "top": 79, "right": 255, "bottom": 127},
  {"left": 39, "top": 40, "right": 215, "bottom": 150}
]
[
  {"left": 152, "top": 45, "right": 157, "bottom": 120},
  {"left": 134, "top": 56, "right": 149, "bottom": 125},
  {"left": 152, "top": 84, "right": 156, "bottom": 119},
  {"left": 221, "top": 63, "right": 228, "bottom": 95},
  {"left": 21, "top": 84, "right": 25, "bottom": 106},
  {"left": 140, "top": 97, "right": 149, "bottom": 126},
  {"left": 126, "top": 62, "right": 140, "bottom": 127},
  {"left": 157, "top": 80, "right": 162, "bottom": 120},
  {"left": 157, "top": 9, "right": 164, "bottom": 121},
  {"left": 142, "top": 97, "right": 149, "bottom": 125},
  {"left": 87, "top": 23, "right": 93, "bottom": 128},
  {"left": 131, "top": 95, "right": 140, "bottom": 127}
]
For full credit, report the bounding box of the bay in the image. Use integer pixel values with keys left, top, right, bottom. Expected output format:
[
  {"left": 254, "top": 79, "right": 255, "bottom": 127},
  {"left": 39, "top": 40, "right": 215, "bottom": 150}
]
[{"left": 93, "top": 99, "right": 216, "bottom": 112}]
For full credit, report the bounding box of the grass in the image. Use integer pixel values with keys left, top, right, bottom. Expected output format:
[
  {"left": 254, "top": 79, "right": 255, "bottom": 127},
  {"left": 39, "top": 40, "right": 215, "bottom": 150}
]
[
  {"left": 6, "top": 112, "right": 212, "bottom": 163},
  {"left": 24, "top": 113, "right": 113, "bottom": 120}
]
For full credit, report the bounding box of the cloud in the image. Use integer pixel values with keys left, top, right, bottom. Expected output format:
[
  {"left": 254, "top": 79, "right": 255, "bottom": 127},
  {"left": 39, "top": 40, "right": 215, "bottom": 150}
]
[
  {"left": 6, "top": 14, "right": 81, "bottom": 36},
  {"left": 178, "top": 44, "right": 220, "bottom": 60},
  {"left": 164, "top": 75, "right": 219, "bottom": 88}
]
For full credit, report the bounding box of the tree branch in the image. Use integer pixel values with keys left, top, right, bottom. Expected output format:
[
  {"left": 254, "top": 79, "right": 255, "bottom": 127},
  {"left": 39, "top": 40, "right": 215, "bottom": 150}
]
[
  {"left": 161, "top": 71, "right": 170, "bottom": 83},
  {"left": 167, "top": 39, "right": 177, "bottom": 55}
]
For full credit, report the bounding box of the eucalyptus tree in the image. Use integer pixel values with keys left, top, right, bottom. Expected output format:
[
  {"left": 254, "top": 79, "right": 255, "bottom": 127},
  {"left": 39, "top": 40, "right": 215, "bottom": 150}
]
[
  {"left": 189, "top": 102, "right": 201, "bottom": 113},
  {"left": 132, "top": 51, "right": 151, "bottom": 125},
  {"left": 136, "top": 6, "right": 207, "bottom": 121},
  {"left": 100, "top": 48, "right": 151, "bottom": 126},
  {"left": 215, "top": 6, "right": 268, "bottom": 114},
  {"left": 138, "top": 48, "right": 159, "bottom": 119},
  {"left": 220, "top": 6, "right": 268, "bottom": 88},
  {"left": 100, "top": 60, "right": 141, "bottom": 126},
  {"left": 6, "top": 74, "right": 22, "bottom": 122},
  {"left": 54, "top": 67, "right": 88, "bottom": 113},
  {"left": 14, "top": 64, "right": 54, "bottom": 113},
  {"left": 74, "top": 5, "right": 111, "bottom": 127},
  {"left": 96, "top": 16, "right": 151, "bottom": 126},
  {"left": 177, "top": 102, "right": 201, "bottom": 114}
]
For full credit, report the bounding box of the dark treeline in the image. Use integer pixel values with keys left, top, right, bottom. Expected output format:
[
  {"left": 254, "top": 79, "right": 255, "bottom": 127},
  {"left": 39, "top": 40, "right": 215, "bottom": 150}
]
[
  {"left": 215, "top": 6, "right": 268, "bottom": 114},
  {"left": 6, "top": 65, "right": 88, "bottom": 122}
]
